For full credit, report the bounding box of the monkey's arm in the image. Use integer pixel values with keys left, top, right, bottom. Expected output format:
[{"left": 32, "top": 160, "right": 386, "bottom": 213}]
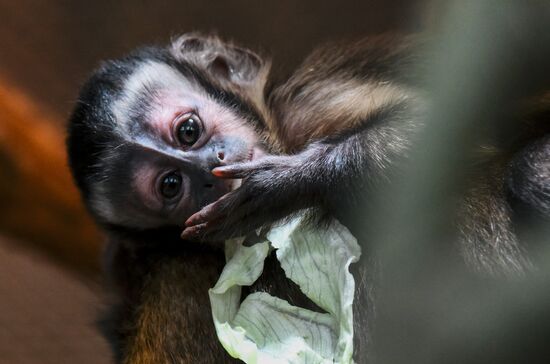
[
  {"left": 182, "top": 35, "right": 425, "bottom": 241},
  {"left": 182, "top": 100, "right": 420, "bottom": 241}
]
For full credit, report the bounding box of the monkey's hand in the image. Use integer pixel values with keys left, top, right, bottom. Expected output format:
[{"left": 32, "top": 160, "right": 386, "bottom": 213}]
[{"left": 181, "top": 151, "right": 321, "bottom": 241}]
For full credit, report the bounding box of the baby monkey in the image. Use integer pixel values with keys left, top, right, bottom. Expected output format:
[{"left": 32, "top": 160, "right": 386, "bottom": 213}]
[
  {"left": 67, "top": 34, "right": 423, "bottom": 362},
  {"left": 67, "top": 34, "right": 549, "bottom": 362},
  {"left": 68, "top": 34, "right": 424, "bottom": 241}
]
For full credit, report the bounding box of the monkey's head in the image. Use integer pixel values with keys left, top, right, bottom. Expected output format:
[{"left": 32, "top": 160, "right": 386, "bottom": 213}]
[{"left": 67, "top": 34, "right": 271, "bottom": 234}]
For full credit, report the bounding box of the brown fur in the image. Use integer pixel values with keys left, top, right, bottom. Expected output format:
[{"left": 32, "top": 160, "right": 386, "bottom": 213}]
[
  {"left": 268, "top": 35, "right": 422, "bottom": 152},
  {"left": 122, "top": 258, "right": 232, "bottom": 363},
  {"left": 105, "top": 241, "right": 237, "bottom": 364},
  {"left": 70, "top": 34, "right": 549, "bottom": 363}
]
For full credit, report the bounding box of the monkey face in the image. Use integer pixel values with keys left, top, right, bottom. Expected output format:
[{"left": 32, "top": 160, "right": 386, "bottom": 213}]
[
  {"left": 67, "top": 34, "right": 271, "bottom": 232},
  {"left": 81, "top": 60, "right": 265, "bottom": 230}
]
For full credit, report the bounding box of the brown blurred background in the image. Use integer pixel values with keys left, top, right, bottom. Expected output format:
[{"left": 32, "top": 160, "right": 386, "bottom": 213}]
[{"left": 0, "top": 1, "right": 424, "bottom": 362}]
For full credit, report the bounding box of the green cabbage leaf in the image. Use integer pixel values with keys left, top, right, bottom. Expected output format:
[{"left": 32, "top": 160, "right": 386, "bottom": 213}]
[{"left": 209, "top": 214, "right": 361, "bottom": 364}]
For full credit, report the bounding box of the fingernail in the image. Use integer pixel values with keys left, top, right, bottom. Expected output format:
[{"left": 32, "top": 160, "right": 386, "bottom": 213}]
[
  {"left": 181, "top": 229, "right": 191, "bottom": 239},
  {"left": 212, "top": 168, "right": 226, "bottom": 177}
]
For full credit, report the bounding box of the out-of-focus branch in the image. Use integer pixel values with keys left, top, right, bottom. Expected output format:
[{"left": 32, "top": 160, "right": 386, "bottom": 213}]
[{"left": 0, "top": 75, "right": 101, "bottom": 275}]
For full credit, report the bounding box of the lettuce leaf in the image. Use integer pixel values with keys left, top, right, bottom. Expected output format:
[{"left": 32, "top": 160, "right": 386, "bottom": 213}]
[{"left": 209, "top": 214, "right": 361, "bottom": 364}]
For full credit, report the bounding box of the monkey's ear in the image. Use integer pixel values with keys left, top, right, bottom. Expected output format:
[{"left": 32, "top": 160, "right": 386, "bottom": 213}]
[
  {"left": 210, "top": 45, "right": 264, "bottom": 85},
  {"left": 170, "top": 34, "right": 267, "bottom": 85}
]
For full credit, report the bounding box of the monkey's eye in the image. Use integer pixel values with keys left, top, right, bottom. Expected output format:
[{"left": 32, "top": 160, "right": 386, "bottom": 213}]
[
  {"left": 160, "top": 172, "right": 182, "bottom": 199},
  {"left": 176, "top": 114, "right": 202, "bottom": 146}
]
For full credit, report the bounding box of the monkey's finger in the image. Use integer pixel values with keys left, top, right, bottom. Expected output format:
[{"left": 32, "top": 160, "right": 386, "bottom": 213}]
[
  {"left": 192, "top": 217, "right": 259, "bottom": 242},
  {"left": 184, "top": 201, "right": 261, "bottom": 241},
  {"left": 180, "top": 223, "right": 209, "bottom": 239},
  {"left": 185, "top": 206, "right": 220, "bottom": 226},
  {"left": 211, "top": 162, "right": 260, "bottom": 178},
  {"left": 186, "top": 185, "right": 254, "bottom": 226},
  {"left": 185, "top": 194, "right": 233, "bottom": 226}
]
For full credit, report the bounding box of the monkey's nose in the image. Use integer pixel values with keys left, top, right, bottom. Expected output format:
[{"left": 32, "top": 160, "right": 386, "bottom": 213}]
[{"left": 217, "top": 151, "right": 225, "bottom": 162}]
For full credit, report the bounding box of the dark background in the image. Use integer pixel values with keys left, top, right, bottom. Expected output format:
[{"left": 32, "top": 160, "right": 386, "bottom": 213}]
[
  {"left": 0, "top": 1, "right": 425, "bottom": 362},
  {"left": 0, "top": 0, "right": 424, "bottom": 120}
]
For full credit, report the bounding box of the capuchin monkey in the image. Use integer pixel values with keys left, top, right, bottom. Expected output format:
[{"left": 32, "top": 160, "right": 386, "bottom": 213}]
[{"left": 67, "top": 34, "right": 549, "bottom": 362}]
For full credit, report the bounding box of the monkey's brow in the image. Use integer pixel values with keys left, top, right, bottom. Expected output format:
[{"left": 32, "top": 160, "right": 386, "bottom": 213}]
[
  {"left": 126, "top": 78, "right": 161, "bottom": 111},
  {"left": 121, "top": 83, "right": 162, "bottom": 138},
  {"left": 140, "top": 81, "right": 162, "bottom": 101},
  {"left": 126, "top": 136, "right": 188, "bottom": 164},
  {"left": 168, "top": 60, "right": 267, "bottom": 132}
]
